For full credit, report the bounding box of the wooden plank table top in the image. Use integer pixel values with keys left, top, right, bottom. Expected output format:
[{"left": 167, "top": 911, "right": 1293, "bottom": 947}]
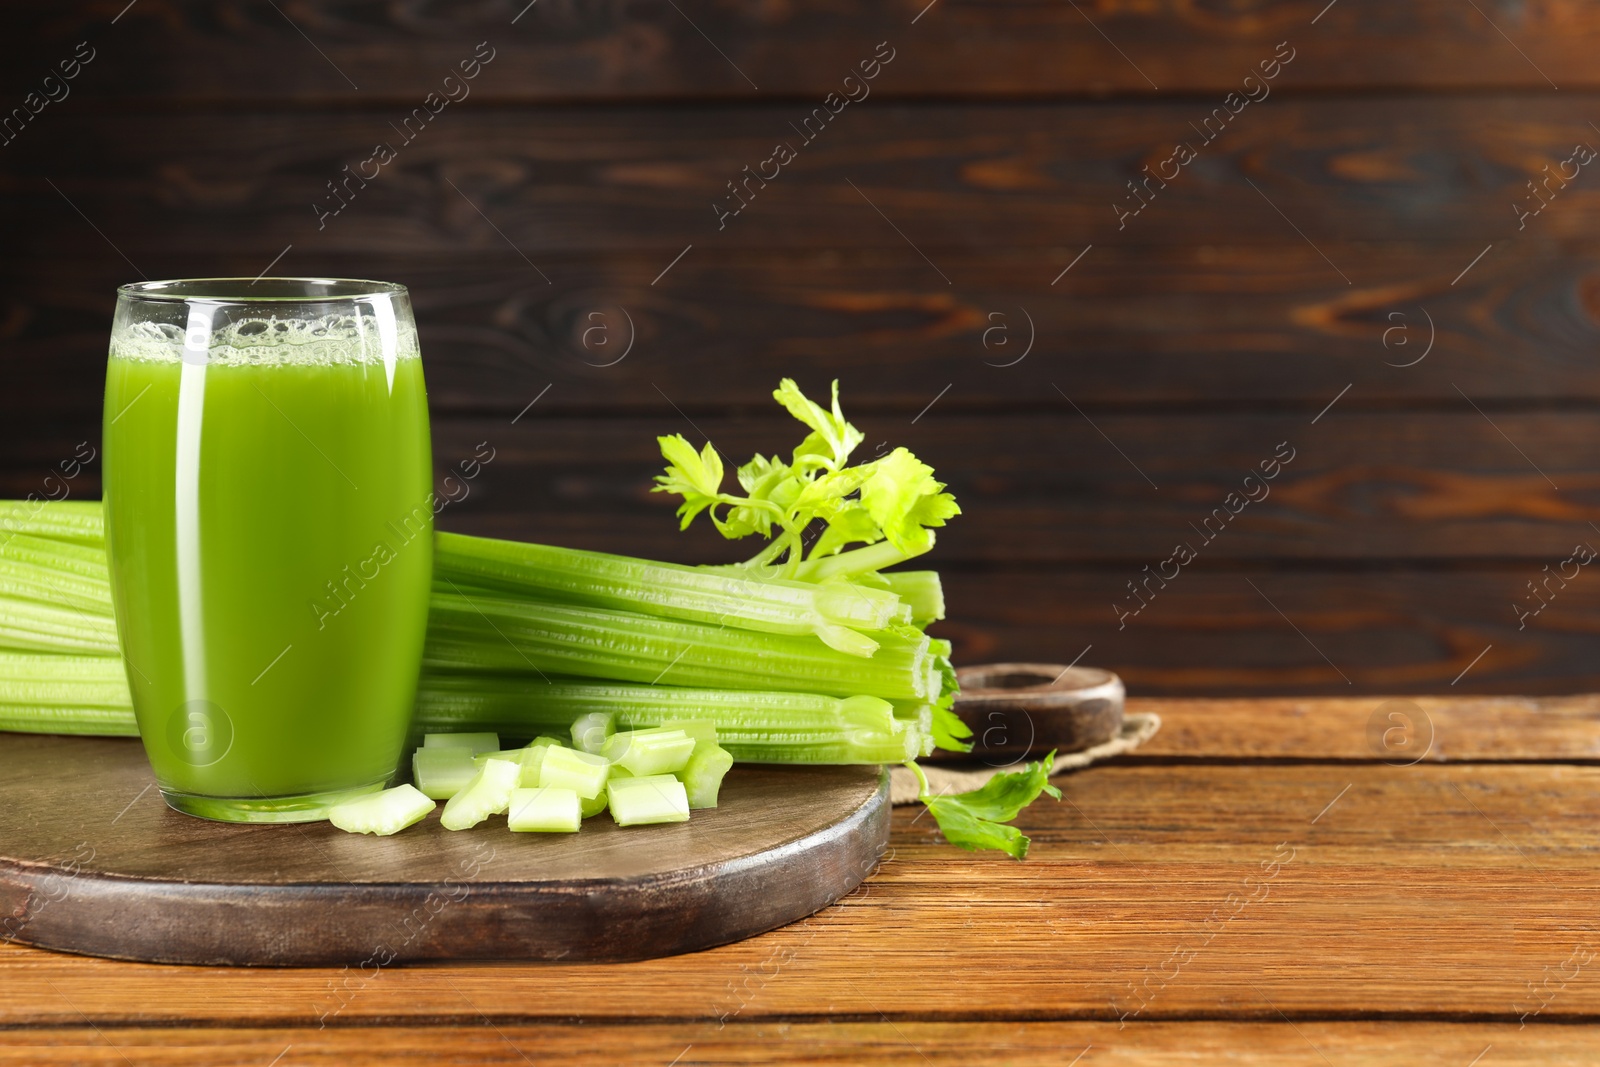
[{"left": 4, "top": 694, "right": 1598, "bottom": 1064}]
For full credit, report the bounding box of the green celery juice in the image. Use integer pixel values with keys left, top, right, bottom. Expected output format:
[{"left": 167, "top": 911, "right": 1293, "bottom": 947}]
[{"left": 104, "top": 301, "right": 433, "bottom": 817}]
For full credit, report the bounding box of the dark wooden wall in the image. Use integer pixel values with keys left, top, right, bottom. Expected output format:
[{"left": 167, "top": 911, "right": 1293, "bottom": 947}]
[{"left": 5, "top": 1, "right": 1600, "bottom": 696}]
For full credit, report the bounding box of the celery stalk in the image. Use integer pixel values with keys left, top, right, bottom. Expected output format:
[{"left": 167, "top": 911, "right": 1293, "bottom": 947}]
[
  {"left": 435, "top": 530, "right": 903, "bottom": 648},
  {"left": 0, "top": 597, "right": 119, "bottom": 655},
  {"left": 880, "top": 571, "right": 945, "bottom": 626},
  {"left": 794, "top": 534, "right": 933, "bottom": 583},
  {"left": 414, "top": 676, "right": 925, "bottom": 763},
  {"left": 422, "top": 731, "right": 500, "bottom": 754},
  {"left": 0, "top": 501, "right": 105, "bottom": 547},
  {"left": 729, "top": 730, "right": 923, "bottom": 765},
  {"left": 0, "top": 561, "right": 114, "bottom": 618},
  {"left": 0, "top": 652, "right": 134, "bottom": 733},
  {"left": 416, "top": 674, "right": 901, "bottom": 734},
  {"left": 424, "top": 589, "right": 937, "bottom": 702}
]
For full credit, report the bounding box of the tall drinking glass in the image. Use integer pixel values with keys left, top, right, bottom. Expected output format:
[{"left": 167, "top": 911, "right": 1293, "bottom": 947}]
[{"left": 104, "top": 279, "right": 433, "bottom": 822}]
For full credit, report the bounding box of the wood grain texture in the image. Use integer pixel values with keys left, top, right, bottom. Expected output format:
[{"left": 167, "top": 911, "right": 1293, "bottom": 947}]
[
  {"left": 432, "top": 410, "right": 1600, "bottom": 566},
  {"left": 2, "top": 1021, "right": 1595, "bottom": 1066},
  {"left": 8, "top": 241, "right": 1600, "bottom": 418},
  {"left": 1133, "top": 694, "right": 1600, "bottom": 761},
  {"left": 9, "top": 411, "right": 1600, "bottom": 563},
  {"left": 2, "top": 759, "right": 1596, "bottom": 1025},
  {"left": 936, "top": 568, "right": 1600, "bottom": 696},
  {"left": 5, "top": 0, "right": 1600, "bottom": 100},
  {"left": 0, "top": 737, "right": 888, "bottom": 965},
  {"left": 8, "top": 99, "right": 1600, "bottom": 255}
]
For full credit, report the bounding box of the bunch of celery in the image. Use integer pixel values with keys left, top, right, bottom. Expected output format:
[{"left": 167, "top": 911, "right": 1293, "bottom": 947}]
[
  {"left": 0, "top": 381, "right": 1058, "bottom": 857},
  {"left": 417, "top": 379, "right": 969, "bottom": 765}
]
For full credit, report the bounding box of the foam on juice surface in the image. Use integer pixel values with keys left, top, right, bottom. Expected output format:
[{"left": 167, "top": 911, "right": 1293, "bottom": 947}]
[{"left": 111, "top": 314, "right": 420, "bottom": 366}]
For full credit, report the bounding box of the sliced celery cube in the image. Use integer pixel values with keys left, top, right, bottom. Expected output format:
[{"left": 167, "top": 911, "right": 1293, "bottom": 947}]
[
  {"left": 538, "top": 745, "right": 610, "bottom": 800},
  {"left": 508, "top": 786, "right": 582, "bottom": 832},
  {"left": 473, "top": 747, "right": 537, "bottom": 765},
  {"left": 579, "top": 790, "right": 609, "bottom": 818},
  {"left": 328, "top": 784, "right": 435, "bottom": 836},
  {"left": 413, "top": 746, "right": 480, "bottom": 800},
  {"left": 440, "top": 757, "right": 521, "bottom": 830},
  {"left": 681, "top": 743, "right": 735, "bottom": 809},
  {"left": 571, "top": 711, "right": 615, "bottom": 755},
  {"left": 422, "top": 731, "right": 500, "bottom": 755},
  {"left": 469, "top": 745, "right": 548, "bottom": 787},
  {"left": 607, "top": 775, "right": 691, "bottom": 826},
  {"left": 516, "top": 746, "right": 547, "bottom": 787},
  {"left": 605, "top": 729, "right": 695, "bottom": 777}
]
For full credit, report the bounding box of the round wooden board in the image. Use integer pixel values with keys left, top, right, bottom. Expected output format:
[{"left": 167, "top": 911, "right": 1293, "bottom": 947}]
[{"left": 0, "top": 735, "right": 889, "bottom": 967}]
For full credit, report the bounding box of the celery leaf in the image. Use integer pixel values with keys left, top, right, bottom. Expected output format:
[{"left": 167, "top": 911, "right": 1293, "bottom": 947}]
[{"left": 911, "top": 752, "right": 1062, "bottom": 860}]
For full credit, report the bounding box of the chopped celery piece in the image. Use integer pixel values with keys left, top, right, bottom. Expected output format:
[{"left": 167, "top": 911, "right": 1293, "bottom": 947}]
[
  {"left": 530, "top": 735, "right": 566, "bottom": 748},
  {"left": 615, "top": 720, "right": 716, "bottom": 745},
  {"left": 681, "top": 743, "right": 734, "bottom": 809},
  {"left": 472, "top": 746, "right": 550, "bottom": 786},
  {"left": 439, "top": 757, "right": 521, "bottom": 830},
  {"left": 472, "top": 747, "right": 539, "bottom": 766},
  {"left": 571, "top": 711, "right": 614, "bottom": 755},
  {"left": 604, "top": 729, "right": 695, "bottom": 777},
  {"left": 579, "top": 790, "right": 609, "bottom": 818},
  {"left": 422, "top": 731, "right": 499, "bottom": 754},
  {"left": 516, "top": 746, "right": 547, "bottom": 787},
  {"left": 664, "top": 719, "right": 717, "bottom": 744},
  {"left": 329, "top": 784, "right": 435, "bottom": 836},
  {"left": 412, "top": 747, "right": 481, "bottom": 800},
  {"left": 538, "top": 745, "right": 610, "bottom": 800},
  {"left": 508, "top": 786, "right": 582, "bottom": 832},
  {"left": 607, "top": 775, "right": 691, "bottom": 826}
]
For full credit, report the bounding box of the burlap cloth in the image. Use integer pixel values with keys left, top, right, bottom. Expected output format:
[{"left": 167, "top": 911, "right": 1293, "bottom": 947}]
[{"left": 887, "top": 711, "right": 1161, "bottom": 804}]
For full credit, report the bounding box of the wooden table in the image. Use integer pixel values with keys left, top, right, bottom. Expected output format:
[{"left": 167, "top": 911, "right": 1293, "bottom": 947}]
[{"left": 5, "top": 694, "right": 1599, "bottom": 1064}]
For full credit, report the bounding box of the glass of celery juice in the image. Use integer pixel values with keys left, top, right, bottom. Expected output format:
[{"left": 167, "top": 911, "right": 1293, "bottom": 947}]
[{"left": 104, "top": 279, "right": 433, "bottom": 822}]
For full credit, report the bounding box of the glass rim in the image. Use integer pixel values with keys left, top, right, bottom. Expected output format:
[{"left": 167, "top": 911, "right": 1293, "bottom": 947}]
[{"left": 116, "top": 278, "right": 408, "bottom": 304}]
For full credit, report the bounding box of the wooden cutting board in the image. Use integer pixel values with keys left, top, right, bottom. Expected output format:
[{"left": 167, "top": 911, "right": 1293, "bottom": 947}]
[{"left": 0, "top": 735, "right": 888, "bottom": 967}]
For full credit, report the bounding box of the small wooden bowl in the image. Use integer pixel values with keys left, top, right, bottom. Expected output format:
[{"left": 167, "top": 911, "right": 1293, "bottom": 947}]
[{"left": 931, "top": 662, "right": 1125, "bottom": 763}]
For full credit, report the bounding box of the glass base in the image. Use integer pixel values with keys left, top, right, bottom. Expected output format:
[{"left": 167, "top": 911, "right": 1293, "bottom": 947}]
[{"left": 160, "top": 779, "right": 389, "bottom": 823}]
